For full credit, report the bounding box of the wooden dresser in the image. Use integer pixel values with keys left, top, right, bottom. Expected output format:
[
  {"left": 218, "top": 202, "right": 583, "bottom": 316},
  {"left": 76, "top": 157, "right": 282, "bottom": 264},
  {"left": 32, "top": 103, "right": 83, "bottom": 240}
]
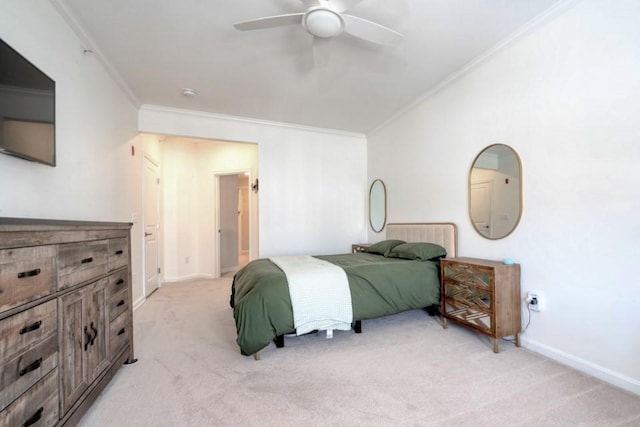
[
  {"left": 440, "top": 257, "right": 521, "bottom": 353},
  {"left": 0, "top": 218, "right": 135, "bottom": 426}
]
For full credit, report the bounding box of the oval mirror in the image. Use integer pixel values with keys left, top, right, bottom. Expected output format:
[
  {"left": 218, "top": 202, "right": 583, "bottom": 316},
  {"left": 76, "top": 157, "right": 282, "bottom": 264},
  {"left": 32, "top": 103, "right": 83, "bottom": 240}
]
[
  {"left": 369, "top": 179, "right": 386, "bottom": 233},
  {"left": 469, "top": 144, "right": 522, "bottom": 239}
]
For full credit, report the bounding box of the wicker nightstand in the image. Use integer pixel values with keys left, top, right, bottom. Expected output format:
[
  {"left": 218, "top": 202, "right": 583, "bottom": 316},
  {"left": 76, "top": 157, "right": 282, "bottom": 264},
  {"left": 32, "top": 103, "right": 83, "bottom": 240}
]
[{"left": 351, "top": 243, "right": 371, "bottom": 253}]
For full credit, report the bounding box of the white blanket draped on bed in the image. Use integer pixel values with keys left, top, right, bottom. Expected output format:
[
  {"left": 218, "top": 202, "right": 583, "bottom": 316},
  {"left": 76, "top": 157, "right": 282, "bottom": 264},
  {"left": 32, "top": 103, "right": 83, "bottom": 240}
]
[{"left": 269, "top": 255, "right": 353, "bottom": 336}]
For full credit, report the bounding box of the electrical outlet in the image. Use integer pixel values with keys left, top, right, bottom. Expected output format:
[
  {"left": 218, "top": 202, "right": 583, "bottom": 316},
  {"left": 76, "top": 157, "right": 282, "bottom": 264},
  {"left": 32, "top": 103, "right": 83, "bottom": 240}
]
[{"left": 526, "top": 291, "right": 542, "bottom": 312}]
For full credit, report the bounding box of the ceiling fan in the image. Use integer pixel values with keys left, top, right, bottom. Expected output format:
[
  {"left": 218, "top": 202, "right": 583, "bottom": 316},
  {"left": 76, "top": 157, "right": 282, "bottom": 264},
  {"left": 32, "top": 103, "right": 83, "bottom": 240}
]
[{"left": 233, "top": 0, "right": 403, "bottom": 65}]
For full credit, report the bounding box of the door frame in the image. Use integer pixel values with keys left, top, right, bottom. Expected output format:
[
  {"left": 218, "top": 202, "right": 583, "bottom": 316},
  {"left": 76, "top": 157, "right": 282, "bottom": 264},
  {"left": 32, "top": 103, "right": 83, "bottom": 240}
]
[{"left": 214, "top": 169, "right": 254, "bottom": 277}]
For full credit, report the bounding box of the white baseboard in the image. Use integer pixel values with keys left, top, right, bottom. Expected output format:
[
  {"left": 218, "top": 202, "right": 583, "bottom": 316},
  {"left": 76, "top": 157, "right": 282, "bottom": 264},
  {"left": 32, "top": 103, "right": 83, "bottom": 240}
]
[
  {"left": 163, "top": 273, "right": 216, "bottom": 283},
  {"left": 521, "top": 337, "right": 640, "bottom": 395},
  {"left": 132, "top": 295, "right": 146, "bottom": 311}
]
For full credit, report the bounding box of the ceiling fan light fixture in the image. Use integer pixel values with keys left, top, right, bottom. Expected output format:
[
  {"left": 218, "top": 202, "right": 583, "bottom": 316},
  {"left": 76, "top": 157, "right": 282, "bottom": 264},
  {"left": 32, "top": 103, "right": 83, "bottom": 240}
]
[{"left": 304, "top": 9, "right": 343, "bottom": 38}]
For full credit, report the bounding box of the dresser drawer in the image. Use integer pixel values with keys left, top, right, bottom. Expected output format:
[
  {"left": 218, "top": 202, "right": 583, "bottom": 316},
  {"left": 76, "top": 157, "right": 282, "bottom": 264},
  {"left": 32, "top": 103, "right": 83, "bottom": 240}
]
[
  {"left": 441, "top": 261, "right": 495, "bottom": 291},
  {"left": 442, "top": 280, "right": 493, "bottom": 312},
  {"left": 0, "top": 335, "right": 57, "bottom": 411},
  {"left": 0, "top": 246, "right": 56, "bottom": 313},
  {"left": 58, "top": 240, "right": 109, "bottom": 289},
  {"left": 442, "top": 285, "right": 494, "bottom": 336},
  {"left": 109, "top": 312, "right": 130, "bottom": 360},
  {"left": 0, "top": 368, "right": 59, "bottom": 427},
  {"left": 108, "top": 289, "right": 129, "bottom": 322},
  {"left": 106, "top": 269, "right": 129, "bottom": 297},
  {"left": 108, "top": 238, "right": 129, "bottom": 272},
  {"left": 0, "top": 300, "right": 57, "bottom": 362}
]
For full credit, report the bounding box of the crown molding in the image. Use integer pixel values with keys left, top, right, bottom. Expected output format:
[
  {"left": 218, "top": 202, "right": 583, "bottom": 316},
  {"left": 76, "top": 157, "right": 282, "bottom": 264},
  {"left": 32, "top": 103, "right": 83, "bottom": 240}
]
[
  {"left": 139, "top": 104, "right": 367, "bottom": 140},
  {"left": 367, "top": 0, "right": 579, "bottom": 137}
]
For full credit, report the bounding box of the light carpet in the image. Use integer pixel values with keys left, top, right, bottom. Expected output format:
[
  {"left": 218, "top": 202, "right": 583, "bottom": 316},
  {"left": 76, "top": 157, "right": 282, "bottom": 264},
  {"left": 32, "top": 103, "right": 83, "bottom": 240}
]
[{"left": 78, "top": 278, "right": 640, "bottom": 427}]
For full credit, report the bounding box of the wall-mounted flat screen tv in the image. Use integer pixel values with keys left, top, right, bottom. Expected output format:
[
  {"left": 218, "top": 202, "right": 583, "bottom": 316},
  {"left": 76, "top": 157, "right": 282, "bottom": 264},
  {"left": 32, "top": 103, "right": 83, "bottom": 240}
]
[{"left": 0, "top": 38, "right": 56, "bottom": 166}]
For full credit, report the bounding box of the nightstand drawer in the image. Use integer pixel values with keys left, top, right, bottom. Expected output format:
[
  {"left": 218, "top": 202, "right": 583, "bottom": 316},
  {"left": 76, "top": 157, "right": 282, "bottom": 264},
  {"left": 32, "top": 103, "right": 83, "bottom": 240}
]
[
  {"left": 0, "top": 246, "right": 56, "bottom": 313},
  {"left": 442, "top": 282, "right": 493, "bottom": 336},
  {"left": 441, "top": 261, "right": 494, "bottom": 291}
]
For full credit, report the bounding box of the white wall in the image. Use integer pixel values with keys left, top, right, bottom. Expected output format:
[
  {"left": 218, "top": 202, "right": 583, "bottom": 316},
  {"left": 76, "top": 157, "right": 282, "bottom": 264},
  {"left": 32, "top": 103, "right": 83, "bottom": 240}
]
[
  {"left": 160, "top": 139, "right": 198, "bottom": 281},
  {"left": 368, "top": 0, "right": 640, "bottom": 394},
  {"left": 139, "top": 106, "right": 369, "bottom": 260},
  {"left": 0, "top": 2, "right": 142, "bottom": 298},
  {"left": 160, "top": 137, "right": 258, "bottom": 281}
]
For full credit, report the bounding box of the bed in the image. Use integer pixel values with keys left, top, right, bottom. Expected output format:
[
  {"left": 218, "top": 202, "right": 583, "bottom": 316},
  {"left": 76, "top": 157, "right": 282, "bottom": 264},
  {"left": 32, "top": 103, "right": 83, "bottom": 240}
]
[{"left": 230, "top": 223, "right": 457, "bottom": 358}]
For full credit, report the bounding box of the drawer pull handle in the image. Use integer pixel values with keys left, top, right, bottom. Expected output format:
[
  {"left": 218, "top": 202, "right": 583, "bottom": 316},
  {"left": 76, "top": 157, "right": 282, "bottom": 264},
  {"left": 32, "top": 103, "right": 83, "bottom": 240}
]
[
  {"left": 90, "top": 322, "right": 98, "bottom": 346},
  {"left": 17, "top": 268, "right": 41, "bottom": 279},
  {"left": 117, "top": 300, "right": 125, "bottom": 307},
  {"left": 22, "top": 407, "right": 43, "bottom": 427},
  {"left": 116, "top": 279, "right": 125, "bottom": 285},
  {"left": 19, "top": 358, "right": 43, "bottom": 376},
  {"left": 118, "top": 328, "right": 126, "bottom": 336},
  {"left": 84, "top": 326, "right": 92, "bottom": 351},
  {"left": 81, "top": 257, "right": 94, "bottom": 264},
  {"left": 115, "top": 250, "right": 124, "bottom": 255},
  {"left": 19, "top": 320, "right": 42, "bottom": 335}
]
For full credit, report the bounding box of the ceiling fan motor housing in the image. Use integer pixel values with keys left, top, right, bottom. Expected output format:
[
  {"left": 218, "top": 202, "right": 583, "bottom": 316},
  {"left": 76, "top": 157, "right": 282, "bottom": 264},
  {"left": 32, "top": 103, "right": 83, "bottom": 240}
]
[{"left": 303, "top": 8, "right": 344, "bottom": 38}]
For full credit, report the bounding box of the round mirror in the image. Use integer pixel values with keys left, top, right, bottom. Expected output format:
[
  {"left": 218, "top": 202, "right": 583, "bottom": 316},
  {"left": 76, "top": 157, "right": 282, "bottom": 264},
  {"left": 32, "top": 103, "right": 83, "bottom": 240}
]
[
  {"left": 469, "top": 144, "right": 522, "bottom": 239},
  {"left": 369, "top": 179, "right": 386, "bottom": 233}
]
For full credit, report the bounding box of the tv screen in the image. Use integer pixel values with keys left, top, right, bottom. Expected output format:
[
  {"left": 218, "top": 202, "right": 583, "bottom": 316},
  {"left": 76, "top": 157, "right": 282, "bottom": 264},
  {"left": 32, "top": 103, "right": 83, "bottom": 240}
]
[{"left": 0, "top": 38, "right": 55, "bottom": 166}]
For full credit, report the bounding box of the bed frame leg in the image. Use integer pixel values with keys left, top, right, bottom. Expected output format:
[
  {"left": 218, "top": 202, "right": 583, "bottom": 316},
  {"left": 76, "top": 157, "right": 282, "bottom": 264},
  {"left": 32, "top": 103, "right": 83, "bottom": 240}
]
[
  {"left": 274, "top": 334, "right": 285, "bottom": 348},
  {"left": 426, "top": 305, "right": 439, "bottom": 317},
  {"left": 254, "top": 352, "right": 260, "bottom": 361},
  {"left": 352, "top": 320, "right": 362, "bottom": 334}
]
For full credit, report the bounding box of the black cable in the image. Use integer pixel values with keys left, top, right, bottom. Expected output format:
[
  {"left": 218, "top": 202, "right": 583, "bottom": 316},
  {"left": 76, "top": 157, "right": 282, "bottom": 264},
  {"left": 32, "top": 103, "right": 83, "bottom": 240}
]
[{"left": 521, "top": 302, "right": 532, "bottom": 334}]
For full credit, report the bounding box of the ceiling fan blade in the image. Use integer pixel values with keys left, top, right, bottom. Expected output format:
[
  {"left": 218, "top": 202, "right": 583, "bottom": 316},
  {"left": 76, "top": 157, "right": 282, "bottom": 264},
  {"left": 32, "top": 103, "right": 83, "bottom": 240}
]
[
  {"left": 325, "top": 0, "right": 364, "bottom": 13},
  {"left": 299, "top": 0, "right": 362, "bottom": 13},
  {"left": 312, "top": 36, "right": 332, "bottom": 67},
  {"left": 234, "top": 13, "right": 304, "bottom": 31},
  {"left": 341, "top": 14, "right": 403, "bottom": 45},
  {"left": 298, "top": 0, "right": 323, "bottom": 7}
]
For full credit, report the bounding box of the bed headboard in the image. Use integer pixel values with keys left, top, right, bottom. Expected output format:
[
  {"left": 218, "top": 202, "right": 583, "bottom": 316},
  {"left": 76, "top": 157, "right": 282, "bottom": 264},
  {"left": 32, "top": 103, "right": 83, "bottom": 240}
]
[{"left": 386, "top": 223, "right": 457, "bottom": 258}]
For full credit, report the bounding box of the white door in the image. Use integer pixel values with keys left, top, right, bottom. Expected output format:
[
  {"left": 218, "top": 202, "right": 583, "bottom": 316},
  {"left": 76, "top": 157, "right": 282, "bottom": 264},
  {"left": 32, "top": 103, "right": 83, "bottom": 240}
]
[
  {"left": 143, "top": 156, "right": 160, "bottom": 296},
  {"left": 219, "top": 175, "right": 239, "bottom": 273},
  {"left": 470, "top": 181, "right": 492, "bottom": 238}
]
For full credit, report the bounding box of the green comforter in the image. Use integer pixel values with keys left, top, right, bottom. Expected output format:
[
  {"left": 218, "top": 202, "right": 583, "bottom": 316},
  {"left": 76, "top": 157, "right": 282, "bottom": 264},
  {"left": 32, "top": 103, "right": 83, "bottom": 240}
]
[{"left": 231, "top": 252, "right": 441, "bottom": 356}]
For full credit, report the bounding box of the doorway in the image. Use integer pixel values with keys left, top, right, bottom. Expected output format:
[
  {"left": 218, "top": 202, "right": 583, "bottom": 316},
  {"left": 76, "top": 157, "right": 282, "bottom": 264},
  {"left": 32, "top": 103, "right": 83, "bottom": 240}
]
[
  {"left": 217, "top": 172, "right": 252, "bottom": 275},
  {"left": 143, "top": 155, "right": 160, "bottom": 296}
]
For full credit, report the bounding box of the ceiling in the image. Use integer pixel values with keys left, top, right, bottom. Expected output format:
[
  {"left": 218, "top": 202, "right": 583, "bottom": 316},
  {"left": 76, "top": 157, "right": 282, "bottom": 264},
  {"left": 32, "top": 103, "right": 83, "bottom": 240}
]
[{"left": 55, "top": 0, "right": 561, "bottom": 134}]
